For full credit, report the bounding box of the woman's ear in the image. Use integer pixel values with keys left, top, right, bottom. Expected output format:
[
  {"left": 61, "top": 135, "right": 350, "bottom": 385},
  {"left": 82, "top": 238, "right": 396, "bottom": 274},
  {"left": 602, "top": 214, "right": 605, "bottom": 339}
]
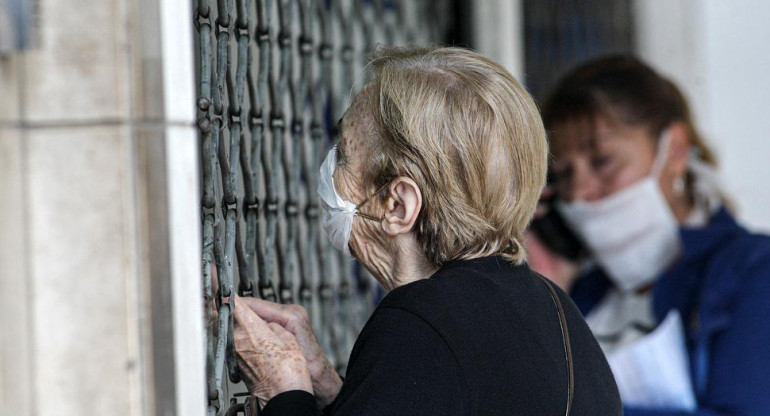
[
  {"left": 664, "top": 122, "right": 691, "bottom": 179},
  {"left": 381, "top": 177, "right": 422, "bottom": 237}
]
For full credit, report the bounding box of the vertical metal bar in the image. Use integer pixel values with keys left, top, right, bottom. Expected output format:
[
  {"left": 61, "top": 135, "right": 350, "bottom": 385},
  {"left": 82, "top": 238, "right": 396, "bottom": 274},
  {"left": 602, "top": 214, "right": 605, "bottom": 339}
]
[
  {"left": 259, "top": 0, "right": 282, "bottom": 305},
  {"left": 314, "top": 0, "right": 337, "bottom": 364},
  {"left": 233, "top": 0, "right": 255, "bottom": 298},
  {"left": 245, "top": 44, "right": 263, "bottom": 299},
  {"left": 255, "top": 0, "right": 277, "bottom": 302},
  {"left": 296, "top": 0, "right": 317, "bottom": 314},
  {"left": 212, "top": 0, "right": 243, "bottom": 399},
  {"left": 273, "top": 0, "right": 294, "bottom": 304}
]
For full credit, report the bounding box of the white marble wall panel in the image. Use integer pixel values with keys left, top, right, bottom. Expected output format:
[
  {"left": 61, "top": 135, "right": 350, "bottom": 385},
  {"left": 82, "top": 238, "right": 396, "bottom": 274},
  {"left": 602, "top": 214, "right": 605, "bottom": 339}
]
[
  {"left": 22, "top": 0, "right": 131, "bottom": 122},
  {"left": 0, "top": 129, "right": 32, "bottom": 416},
  {"left": 165, "top": 125, "right": 205, "bottom": 416},
  {"left": 25, "top": 127, "right": 139, "bottom": 416},
  {"left": 0, "top": 0, "right": 203, "bottom": 414},
  {"left": 0, "top": 55, "right": 22, "bottom": 123},
  {"left": 129, "top": 0, "right": 164, "bottom": 121}
]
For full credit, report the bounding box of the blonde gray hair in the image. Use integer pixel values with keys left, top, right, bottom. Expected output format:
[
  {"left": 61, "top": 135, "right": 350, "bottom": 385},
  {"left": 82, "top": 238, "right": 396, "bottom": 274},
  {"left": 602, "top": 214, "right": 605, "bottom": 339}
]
[{"left": 348, "top": 46, "right": 547, "bottom": 267}]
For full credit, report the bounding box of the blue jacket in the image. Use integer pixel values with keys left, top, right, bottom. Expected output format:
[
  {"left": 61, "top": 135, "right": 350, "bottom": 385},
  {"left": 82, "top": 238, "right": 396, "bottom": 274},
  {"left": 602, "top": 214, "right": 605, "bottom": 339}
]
[{"left": 571, "top": 208, "right": 770, "bottom": 416}]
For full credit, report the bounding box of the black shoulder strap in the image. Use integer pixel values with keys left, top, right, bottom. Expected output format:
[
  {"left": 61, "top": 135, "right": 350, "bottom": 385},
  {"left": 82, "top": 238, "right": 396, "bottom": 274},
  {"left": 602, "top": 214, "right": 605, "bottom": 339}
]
[{"left": 535, "top": 273, "right": 575, "bottom": 416}]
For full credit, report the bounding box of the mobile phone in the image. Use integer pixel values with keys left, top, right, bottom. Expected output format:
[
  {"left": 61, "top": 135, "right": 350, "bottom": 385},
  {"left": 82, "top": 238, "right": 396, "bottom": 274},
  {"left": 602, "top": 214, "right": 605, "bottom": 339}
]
[{"left": 529, "top": 182, "right": 586, "bottom": 262}]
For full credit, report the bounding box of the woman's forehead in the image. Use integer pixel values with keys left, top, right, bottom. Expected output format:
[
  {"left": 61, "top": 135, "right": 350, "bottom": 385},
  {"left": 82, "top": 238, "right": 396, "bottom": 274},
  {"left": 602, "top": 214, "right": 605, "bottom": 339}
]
[
  {"left": 550, "top": 117, "right": 600, "bottom": 156},
  {"left": 335, "top": 125, "right": 370, "bottom": 185},
  {"left": 551, "top": 114, "right": 644, "bottom": 157}
]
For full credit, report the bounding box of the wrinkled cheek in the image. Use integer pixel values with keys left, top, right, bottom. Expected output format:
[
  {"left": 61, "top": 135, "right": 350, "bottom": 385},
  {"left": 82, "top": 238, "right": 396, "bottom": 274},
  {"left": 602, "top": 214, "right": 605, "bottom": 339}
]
[
  {"left": 350, "top": 221, "right": 394, "bottom": 282},
  {"left": 348, "top": 225, "right": 368, "bottom": 260},
  {"left": 348, "top": 222, "right": 377, "bottom": 263},
  {"left": 350, "top": 237, "right": 377, "bottom": 278}
]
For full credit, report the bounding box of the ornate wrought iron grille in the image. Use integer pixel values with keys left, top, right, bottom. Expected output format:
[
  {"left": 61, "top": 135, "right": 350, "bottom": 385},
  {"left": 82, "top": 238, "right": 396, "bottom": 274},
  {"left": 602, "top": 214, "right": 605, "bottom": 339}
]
[{"left": 194, "top": 1, "right": 452, "bottom": 414}]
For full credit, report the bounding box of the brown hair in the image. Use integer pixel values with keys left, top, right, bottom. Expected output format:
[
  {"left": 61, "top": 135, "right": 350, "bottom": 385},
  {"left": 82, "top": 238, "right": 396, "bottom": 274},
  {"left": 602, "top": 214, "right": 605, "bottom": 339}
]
[
  {"left": 542, "top": 55, "right": 717, "bottom": 167},
  {"left": 347, "top": 46, "right": 548, "bottom": 267}
]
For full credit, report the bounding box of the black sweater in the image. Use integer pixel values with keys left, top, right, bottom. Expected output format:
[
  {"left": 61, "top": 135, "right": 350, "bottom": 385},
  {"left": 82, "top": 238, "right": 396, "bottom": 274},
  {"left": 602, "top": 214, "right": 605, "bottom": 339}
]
[{"left": 264, "top": 256, "right": 621, "bottom": 415}]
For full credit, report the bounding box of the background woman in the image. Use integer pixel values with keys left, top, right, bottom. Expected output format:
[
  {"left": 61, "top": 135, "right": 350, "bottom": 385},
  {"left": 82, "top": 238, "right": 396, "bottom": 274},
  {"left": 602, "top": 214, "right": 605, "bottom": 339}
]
[{"left": 530, "top": 55, "right": 770, "bottom": 415}]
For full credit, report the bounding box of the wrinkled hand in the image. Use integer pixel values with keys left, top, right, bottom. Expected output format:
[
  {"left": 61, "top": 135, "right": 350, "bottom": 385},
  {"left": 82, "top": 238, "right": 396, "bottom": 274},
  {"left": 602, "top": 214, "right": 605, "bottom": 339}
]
[
  {"left": 233, "top": 297, "right": 313, "bottom": 406},
  {"left": 239, "top": 297, "right": 343, "bottom": 408}
]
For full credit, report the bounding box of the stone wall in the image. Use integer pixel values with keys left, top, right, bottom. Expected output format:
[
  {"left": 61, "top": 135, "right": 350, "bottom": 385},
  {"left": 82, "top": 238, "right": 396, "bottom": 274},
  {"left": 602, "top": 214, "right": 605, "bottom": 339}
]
[{"left": 0, "top": 0, "right": 205, "bottom": 415}]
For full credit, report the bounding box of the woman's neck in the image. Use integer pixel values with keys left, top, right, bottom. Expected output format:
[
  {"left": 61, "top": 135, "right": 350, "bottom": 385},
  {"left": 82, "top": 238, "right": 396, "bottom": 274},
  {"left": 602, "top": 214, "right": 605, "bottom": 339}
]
[
  {"left": 671, "top": 192, "right": 696, "bottom": 224},
  {"left": 379, "top": 234, "right": 437, "bottom": 291}
]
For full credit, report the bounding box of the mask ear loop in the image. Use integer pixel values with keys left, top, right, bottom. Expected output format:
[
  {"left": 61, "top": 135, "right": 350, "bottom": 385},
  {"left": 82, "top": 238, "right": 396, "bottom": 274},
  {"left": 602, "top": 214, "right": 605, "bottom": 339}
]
[{"left": 354, "top": 181, "right": 391, "bottom": 222}]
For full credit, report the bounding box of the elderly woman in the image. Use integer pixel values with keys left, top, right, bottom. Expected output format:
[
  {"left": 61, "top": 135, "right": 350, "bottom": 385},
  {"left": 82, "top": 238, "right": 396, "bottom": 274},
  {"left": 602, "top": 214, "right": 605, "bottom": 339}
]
[{"left": 233, "top": 47, "right": 621, "bottom": 415}]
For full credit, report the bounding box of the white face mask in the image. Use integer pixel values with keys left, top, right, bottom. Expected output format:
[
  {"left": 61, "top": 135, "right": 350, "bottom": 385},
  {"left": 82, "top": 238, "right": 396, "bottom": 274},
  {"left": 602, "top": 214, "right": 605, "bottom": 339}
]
[
  {"left": 317, "top": 146, "right": 384, "bottom": 257},
  {"left": 556, "top": 132, "right": 681, "bottom": 292}
]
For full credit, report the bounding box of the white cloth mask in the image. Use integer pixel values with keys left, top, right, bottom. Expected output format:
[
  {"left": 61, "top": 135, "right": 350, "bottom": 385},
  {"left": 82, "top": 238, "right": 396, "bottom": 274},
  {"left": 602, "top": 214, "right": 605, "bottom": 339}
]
[
  {"left": 556, "top": 132, "right": 681, "bottom": 292},
  {"left": 317, "top": 146, "right": 384, "bottom": 257},
  {"left": 318, "top": 146, "right": 357, "bottom": 256}
]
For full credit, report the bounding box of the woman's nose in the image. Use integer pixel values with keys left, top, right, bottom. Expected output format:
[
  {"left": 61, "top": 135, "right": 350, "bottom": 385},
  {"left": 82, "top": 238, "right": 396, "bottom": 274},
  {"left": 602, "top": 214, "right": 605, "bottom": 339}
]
[{"left": 569, "top": 168, "right": 604, "bottom": 202}]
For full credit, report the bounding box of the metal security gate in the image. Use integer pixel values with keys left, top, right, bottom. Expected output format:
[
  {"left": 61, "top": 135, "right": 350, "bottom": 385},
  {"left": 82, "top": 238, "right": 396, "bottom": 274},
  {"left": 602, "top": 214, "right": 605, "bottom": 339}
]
[{"left": 194, "top": 1, "right": 451, "bottom": 414}]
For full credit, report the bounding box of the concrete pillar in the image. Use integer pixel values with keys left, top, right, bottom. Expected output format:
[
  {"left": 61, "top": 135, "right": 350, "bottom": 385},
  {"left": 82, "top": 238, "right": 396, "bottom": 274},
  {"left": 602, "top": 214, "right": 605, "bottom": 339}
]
[
  {"left": 0, "top": 0, "right": 205, "bottom": 415},
  {"left": 471, "top": 0, "right": 524, "bottom": 80}
]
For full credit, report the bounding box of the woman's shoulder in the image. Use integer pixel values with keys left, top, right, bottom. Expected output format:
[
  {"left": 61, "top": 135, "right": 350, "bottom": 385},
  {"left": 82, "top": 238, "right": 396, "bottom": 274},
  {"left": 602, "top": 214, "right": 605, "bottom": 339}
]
[
  {"left": 677, "top": 209, "right": 770, "bottom": 312},
  {"left": 698, "top": 211, "right": 770, "bottom": 276},
  {"left": 380, "top": 256, "right": 545, "bottom": 314},
  {"left": 706, "top": 227, "right": 770, "bottom": 295},
  {"left": 689, "top": 206, "right": 769, "bottom": 251},
  {"left": 377, "top": 256, "right": 587, "bottom": 347}
]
